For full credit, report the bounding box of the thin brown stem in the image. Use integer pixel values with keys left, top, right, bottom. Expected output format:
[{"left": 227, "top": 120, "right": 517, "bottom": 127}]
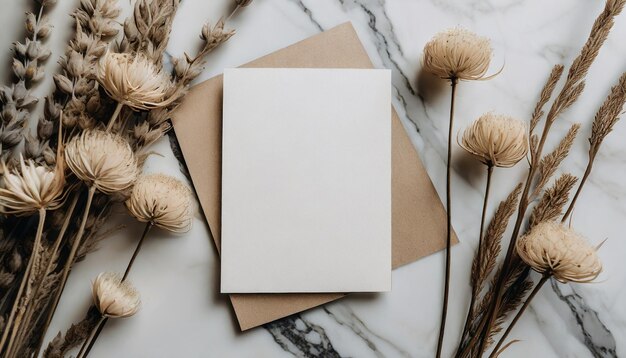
[
  {"left": 76, "top": 316, "right": 106, "bottom": 358},
  {"left": 39, "top": 186, "right": 97, "bottom": 345},
  {"left": 436, "top": 77, "right": 458, "bottom": 358},
  {"left": 489, "top": 274, "right": 550, "bottom": 357},
  {"left": 82, "top": 316, "right": 109, "bottom": 358},
  {"left": 106, "top": 102, "right": 123, "bottom": 132},
  {"left": 562, "top": 154, "right": 594, "bottom": 223},
  {"left": 459, "top": 164, "right": 494, "bottom": 345},
  {"left": 122, "top": 222, "right": 153, "bottom": 281},
  {"left": 2, "top": 208, "right": 46, "bottom": 357}
]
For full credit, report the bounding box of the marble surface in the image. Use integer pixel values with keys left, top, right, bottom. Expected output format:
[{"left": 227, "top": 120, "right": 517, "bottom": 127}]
[{"left": 1, "top": 0, "right": 626, "bottom": 357}]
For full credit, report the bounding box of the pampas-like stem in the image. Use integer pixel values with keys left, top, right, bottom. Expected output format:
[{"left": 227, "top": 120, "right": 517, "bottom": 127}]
[{"left": 489, "top": 274, "right": 550, "bottom": 358}]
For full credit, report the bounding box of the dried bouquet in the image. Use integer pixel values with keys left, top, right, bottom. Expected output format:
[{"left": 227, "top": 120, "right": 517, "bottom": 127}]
[
  {"left": 0, "top": 0, "right": 251, "bottom": 357},
  {"left": 423, "top": 0, "right": 626, "bottom": 357}
]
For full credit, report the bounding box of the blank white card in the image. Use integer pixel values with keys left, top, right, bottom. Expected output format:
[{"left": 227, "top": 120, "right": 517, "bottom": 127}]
[{"left": 221, "top": 68, "right": 391, "bottom": 293}]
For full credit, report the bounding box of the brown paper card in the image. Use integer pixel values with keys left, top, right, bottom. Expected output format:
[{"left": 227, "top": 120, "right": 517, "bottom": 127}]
[{"left": 171, "top": 22, "right": 456, "bottom": 331}]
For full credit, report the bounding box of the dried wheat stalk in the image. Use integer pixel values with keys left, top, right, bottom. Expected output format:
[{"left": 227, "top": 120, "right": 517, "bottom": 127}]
[{"left": 468, "top": 1, "right": 626, "bottom": 355}]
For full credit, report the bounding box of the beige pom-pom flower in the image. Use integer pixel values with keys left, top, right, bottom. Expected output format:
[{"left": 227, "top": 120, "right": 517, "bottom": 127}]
[
  {"left": 423, "top": 28, "right": 493, "bottom": 81},
  {"left": 92, "top": 272, "right": 141, "bottom": 318},
  {"left": 65, "top": 130, "right": 138, "bottom": 195},
  {"left": 0, "top": 155, "right": 65, "bottom": 215},
  {"left": 516, "top": 221, "right": 602, "bottom": 283},
  {"left": 126, "top": 174, "right": 193, "bottom": 233},
  {"left": 459, "top": 113, "right": 529, "bottom": 168},
  {"left": 96, "top": 51, "right": 177, "bottom": 111}
]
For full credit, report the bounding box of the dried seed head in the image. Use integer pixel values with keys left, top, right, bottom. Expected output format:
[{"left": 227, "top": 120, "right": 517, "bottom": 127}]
[
  {"left": 516, "top": 221, "right": 602, "bottom": 283},
  {"left": 92, "top": 272, "right": 141, "bottom": 318},
  {"left": 459, "top": 113, "right": 528, "bottom": 168},
  {"left": 65, "top": 130, "right": 138, "bottom": 195},
  {"left": 96, "top": 51, "right": 178, "bottom": 111},
  {"left": 126, "top": 174, "right": 193, "bottom": 233},
  {"left": 423, "top": 28, "right": 493, "bottom": 81},
  {"left": 0, "top": 154, "right": 65, "bottom": 215}
]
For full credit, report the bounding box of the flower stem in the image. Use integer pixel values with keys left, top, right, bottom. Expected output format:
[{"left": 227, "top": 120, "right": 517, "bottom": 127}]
[
  {"left": 15, "top": 195, "right": 80, "bottom": 355},
  {"left": 489, "top": 274, "right": 550, "bottom": 357},
  {"left": 82, "top": 316, "right": 108, "bottom": 358},
  {"left": 39, "top": 186, "right": 97, "bottom": 345},
  {"left": 1, "top": 208, "right": 46, "bottom": 357},
  {"left": 76, "top": 316, "right": 106, "bottom": 358},
  {"left": 562, "top": 155, "right": 594, "bottom": 223},
  {"left": 436, "top": 77, "right": 458, "bottom": 358},
  {"left": 123, "top": 222, "right": 153, "bottom": 281},
  {"left": 459, "top": 164, "right": 493, "bottom": 346},
  {"left": 106, "top": 102, "right": 123, "bottom": 132},
  {"left": 80, "top": 222, "right": 153, "bottom": 357}
]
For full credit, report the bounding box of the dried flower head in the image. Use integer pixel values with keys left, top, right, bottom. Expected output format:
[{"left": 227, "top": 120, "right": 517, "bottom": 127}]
[
  {"left": 423, "top": 28, "right": 493, "bottom": 81},
  {"left": 516, "top": 221, "right": 602, "bottom": 283},
  {"left": 92, "top": 272, "right": 141, "bottom": 318},
  {"left": 96, "top": 51, "right": 177, "bottom": 111},
  {"left": 0, "top": 155, "right": 64, "bottom": 215},
  {"left": 126, "top": 174, "right": 193, "bottom": 233},
  {"left": 459, "top": 113, "right": 529, "bottom": 168},
  {"left": 65, "top": 130, "right": 138, "bottom": 194}
]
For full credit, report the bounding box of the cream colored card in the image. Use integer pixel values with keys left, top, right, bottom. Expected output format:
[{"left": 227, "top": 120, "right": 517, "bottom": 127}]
[{"left": 220, "top": 68, "right": 392, "bottom": 293}]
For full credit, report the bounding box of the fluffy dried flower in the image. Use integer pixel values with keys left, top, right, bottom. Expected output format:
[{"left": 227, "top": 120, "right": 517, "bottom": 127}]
[
  {"left": 96, "top": 51, "right": 177, "bottom": 110},
  {"left": 126, "top": 174, "right": 193, "bottom": 233},
  {"left": 423, "top": 28, "right": 492, "bottom": 81},
  {"left": 92, "top": 272, "right": 141, "bottom": 318},
  {"left": 459, "top": 113, "right": 529, "bottom": 167},
  {"left": 0, "top": 155, "right": 64, "bottom": 215},
  {"left": 65, "top": 130, "right": 138, "bottom": 194},
  {"left": 516, "top": 221, "right": 602, "bottom": 283}
]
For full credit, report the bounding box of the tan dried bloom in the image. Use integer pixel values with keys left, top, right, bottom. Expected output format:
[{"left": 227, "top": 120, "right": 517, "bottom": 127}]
[
  {"left": 92, "top": 272, "right": 141, "bottom": 318},
  {"left": 65, "top": 130, "right": 138, "bottom": 195},
  {"left": 0, "top": 155, "right": 65, "bottom": 215},
  {"left": 126, "top": 174, "right": 193, "bottom": 233},
  {"left": 516, "top": 221, "right": 602, "bottom": 283},
  {"left": 423, "top": 28, "right": 493, "bottom": 81},
  {"left": 96, "top": 51, "right": 177, "bottom": 111},
  {"left": 459, "top": 113, "right": 529, "bottom": 168}
]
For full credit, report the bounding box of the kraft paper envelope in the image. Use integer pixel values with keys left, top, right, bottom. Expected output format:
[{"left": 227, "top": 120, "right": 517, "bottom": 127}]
[{"left": 171, "top": 22, "right": 455, "bottom": 331}]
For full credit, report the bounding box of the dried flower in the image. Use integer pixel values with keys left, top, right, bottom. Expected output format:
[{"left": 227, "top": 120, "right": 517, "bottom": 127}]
[
  {"left": 92, "top": 272, "right": 141, "bottom": 318},
  {"left": 126, "top": 174, "right": 193, "bottom": 232},
  {"left": 0, "top": 155, "right": 64, "bottom": 215},
  {"left": 96, "top": 51, "right": 177, "bottom": 111},
  {"left": 516, "top": 221, "right": 602, "bottom": 283},
  {"left": 65, "top": 130, "right": 138, "bottom": 194},
  {"left": 459, "top": 113, "right": 529, "bottom": 167},
  {"left": 423, "top": 28, "right": 492, "bottom": 81}
]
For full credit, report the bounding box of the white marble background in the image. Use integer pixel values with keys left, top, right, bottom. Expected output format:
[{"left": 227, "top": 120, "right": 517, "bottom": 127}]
[{"left": 1, "top": 0, "right": 626, "bottom": 357}]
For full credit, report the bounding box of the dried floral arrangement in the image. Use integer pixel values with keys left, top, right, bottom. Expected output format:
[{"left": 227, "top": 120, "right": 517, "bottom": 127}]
[
  {"left": 423, "top": 0, "right": 626, "bottom": 357},
  {"left": 0, "top": 0, "right": 251, "bottom": 357}
]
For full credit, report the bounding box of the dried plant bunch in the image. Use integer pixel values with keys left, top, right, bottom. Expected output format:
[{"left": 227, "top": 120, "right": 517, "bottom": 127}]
[
  {"left": 65, "top": 130, "right": 138, "bottom": 195},
  {"left": 460, "top": 113, "right": 529, "bottom": 168},
  {"left": 1, "top": 0, "right": 55, "bottom": 163},
  {"left": 97, "top": 51, "right": 179, "bottom": 111},
  {"left": 0, "top": 155, "right": 64, "bottom": 215},
  {"left": 517, "top": 221, "right": 602, "bottom": 283},
  {"left": 423, "top": 28, "right": 493, "bottom": 81},
  {"left": 126, "top": 174, "right": 193, "bottom": 233},
  {"left": 92, "top": 272, "right": 140, "bottom": 318}
]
